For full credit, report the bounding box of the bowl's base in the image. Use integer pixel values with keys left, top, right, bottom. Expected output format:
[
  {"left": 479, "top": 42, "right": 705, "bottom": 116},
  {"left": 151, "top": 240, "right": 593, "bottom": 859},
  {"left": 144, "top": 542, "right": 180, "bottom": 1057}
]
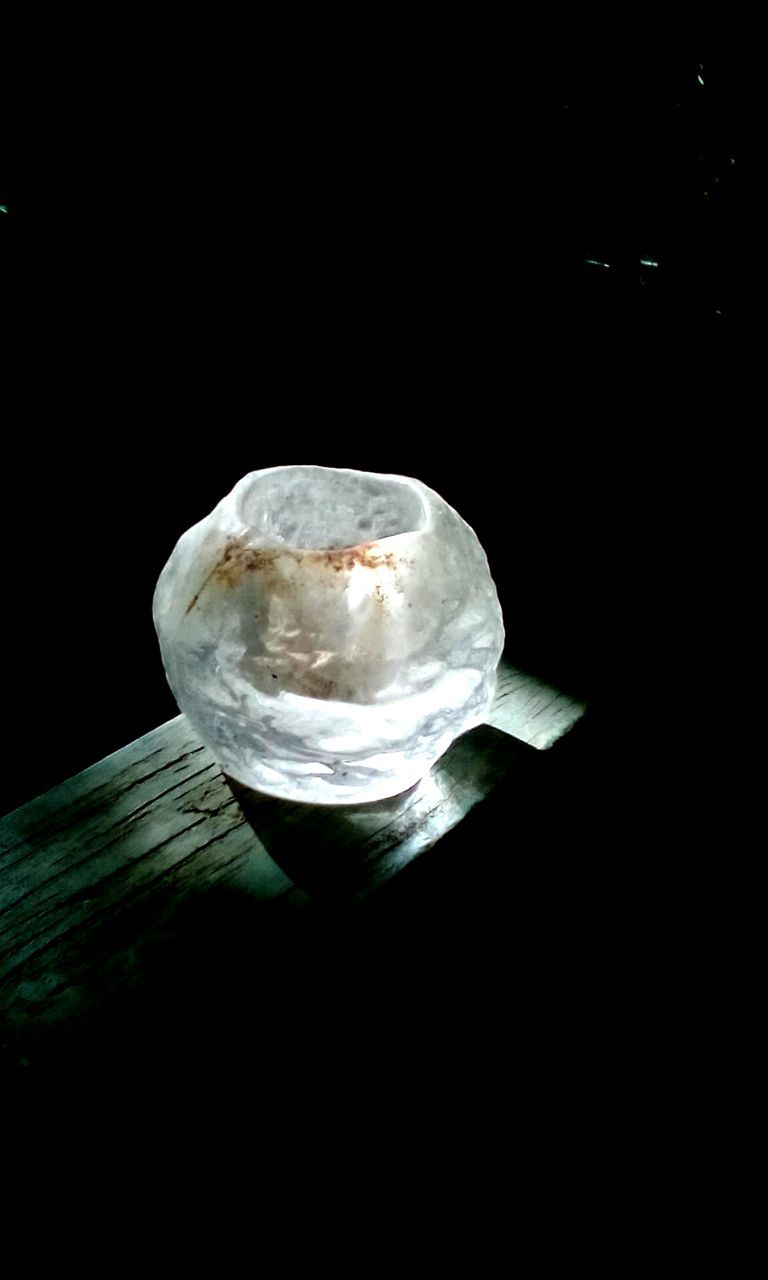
[{"left": 222, "top": 758, "right": 436, "bottom": 808}]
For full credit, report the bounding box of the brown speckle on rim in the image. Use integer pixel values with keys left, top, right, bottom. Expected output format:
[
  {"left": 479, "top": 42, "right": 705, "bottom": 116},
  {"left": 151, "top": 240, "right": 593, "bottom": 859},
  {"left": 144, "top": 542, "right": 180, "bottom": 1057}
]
[
  {"left": 185, "top": 537, "right": 263, "bottom": 613},
  {"left": 313, "top": 543, "right": 405, "bottom": 573},
  {"left": 185, "top": 537, "right": 412, "bottom": 616}
]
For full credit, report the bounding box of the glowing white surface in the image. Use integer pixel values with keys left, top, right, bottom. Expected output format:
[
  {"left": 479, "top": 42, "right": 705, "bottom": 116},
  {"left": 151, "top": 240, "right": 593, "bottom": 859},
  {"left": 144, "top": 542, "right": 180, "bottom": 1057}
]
[{"left": 154, "top": 466, "right": 504, "bottom": 803}]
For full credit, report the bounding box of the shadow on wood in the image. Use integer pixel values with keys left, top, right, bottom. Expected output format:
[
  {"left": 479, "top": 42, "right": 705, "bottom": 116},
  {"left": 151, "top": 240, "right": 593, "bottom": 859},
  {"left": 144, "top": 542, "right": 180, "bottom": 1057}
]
[
  {"left": 0, "top": 663, "right": 589, "bottom": 1092},
  {"left": 225, "top": 724, "right": 537, "bottom": 907}
]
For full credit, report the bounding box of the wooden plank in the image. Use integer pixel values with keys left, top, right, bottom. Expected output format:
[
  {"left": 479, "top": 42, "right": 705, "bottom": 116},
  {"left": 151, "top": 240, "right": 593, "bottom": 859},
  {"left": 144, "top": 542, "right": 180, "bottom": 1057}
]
[
  {"left": 0, "top": 659, "right": 584, "bottom": 1065},
  {"left": 488, "top": 660, "right": 585, "bottom": 749}
]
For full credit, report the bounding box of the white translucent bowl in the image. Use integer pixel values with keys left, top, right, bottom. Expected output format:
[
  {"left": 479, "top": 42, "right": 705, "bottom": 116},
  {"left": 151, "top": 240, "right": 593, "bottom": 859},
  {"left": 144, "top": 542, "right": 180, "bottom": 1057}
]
[{"left": 153, "top": 466, "right": 504, "bottom": 804}]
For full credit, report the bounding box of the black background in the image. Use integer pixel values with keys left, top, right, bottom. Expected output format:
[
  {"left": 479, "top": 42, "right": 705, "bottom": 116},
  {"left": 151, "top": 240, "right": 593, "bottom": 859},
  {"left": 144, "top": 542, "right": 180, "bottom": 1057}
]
[
  {"left": 1, "top": 45, "right": 746, "bottom": 816},
  {"left": 0, "top": 39, "right": 755, "bottom": 1205}
]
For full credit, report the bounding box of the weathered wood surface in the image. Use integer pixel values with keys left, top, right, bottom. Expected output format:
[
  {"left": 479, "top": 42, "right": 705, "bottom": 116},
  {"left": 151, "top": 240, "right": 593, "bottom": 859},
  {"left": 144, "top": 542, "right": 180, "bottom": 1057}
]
[{"left": 0, "top": 659, "right": 584, "bottom": 1070}]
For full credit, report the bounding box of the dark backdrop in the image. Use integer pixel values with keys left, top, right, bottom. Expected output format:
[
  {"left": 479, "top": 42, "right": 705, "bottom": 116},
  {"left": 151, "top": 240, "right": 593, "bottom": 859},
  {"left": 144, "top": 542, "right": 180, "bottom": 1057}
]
[
  {"left": 0, "top": 43, "right": 754, "bottom": 1199},
  {"left": 1, "top": 44, "right": 746, "bottom": 816}
]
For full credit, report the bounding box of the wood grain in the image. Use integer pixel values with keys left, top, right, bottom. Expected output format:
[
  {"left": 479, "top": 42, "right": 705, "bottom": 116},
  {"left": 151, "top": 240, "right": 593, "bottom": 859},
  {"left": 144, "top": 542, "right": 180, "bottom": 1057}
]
[{"left": 0, "top": 659, "right": 584, "bottom": 1068}]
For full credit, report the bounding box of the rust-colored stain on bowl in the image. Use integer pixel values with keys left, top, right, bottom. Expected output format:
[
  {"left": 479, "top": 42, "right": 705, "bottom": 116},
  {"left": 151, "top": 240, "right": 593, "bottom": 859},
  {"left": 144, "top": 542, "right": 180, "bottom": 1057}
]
[{"left": 186, "top": 537, "right": 407, "bottom": 615}]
